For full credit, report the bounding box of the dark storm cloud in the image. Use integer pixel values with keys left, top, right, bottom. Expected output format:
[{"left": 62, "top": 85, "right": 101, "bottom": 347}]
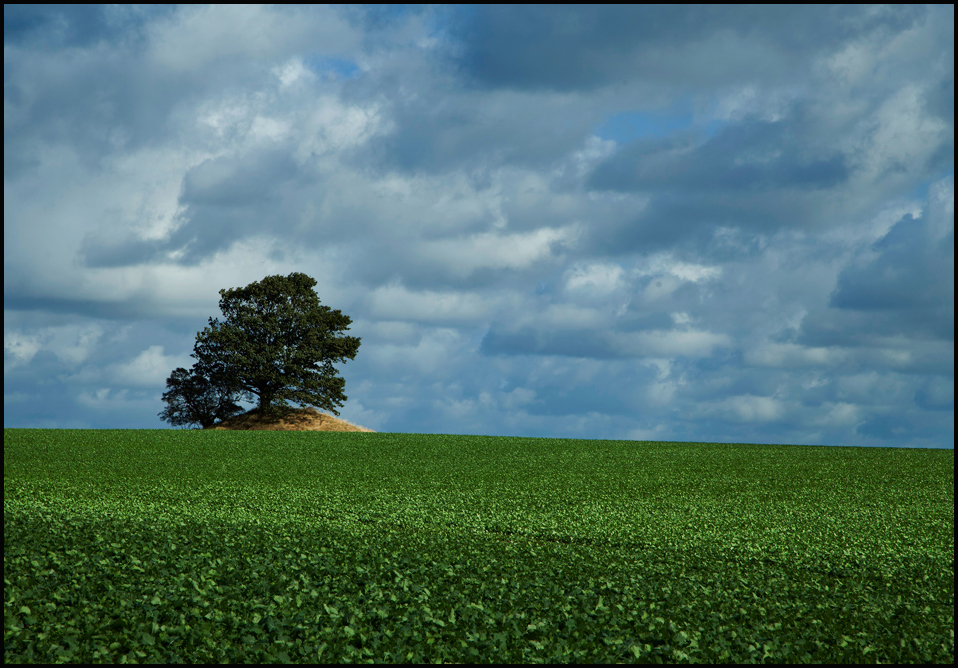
[
  {"left": 442, "top": 5, "right": 929, "bottom": 92},
  {"left": 339, "top": 5, "right": 428, "bottom": 39},
  {"left": 581, "top": 190, "right": 819, "bottom": 258},
  {"left": 4, "top": 7, "right": 200, "bottom": 181},
  {"left": 828, "top": 208, "right": 954, "bottom": 342},
  {"left": 79, "top": 150, "right": 309, "bottom": 267},
  {"left": 345, "top": 83, "right": 599, "bottom": 177},
  {"left": 856, "top": 412, "right": 925, "bottom": 441},
  {"left": 4, "top": 45, "right": 177, "bottom": 178},
  {"left": 4, "top": 288, "right": 178, "bottom": 322},
  {"left": 589, "top": 111, "right": 849, "bottom": 195},
  {"left": 3, "top": 4, "right": 174, "bottom": 49},
  {"left": 516, "top": 378, "right": 639, "bottom": 419},
  {"left": 914, "top": 377, "right": 955, "bottom": 412},
  {"left": 832, "top": 214, "right": 953, "bottom": 311},
  {"left": 481, "top": 327, "right": 620, "bottom": 360},
  {"left": 181, "top": 150, "right": 303, "bottom": 208},
  {"left": 924, "top": 75, "right": 955, "bottom": 127},
  {"left": 580, "top": 103, "right": 854, "bottom": 254},
  {"left": 78, "top": 237, "right": 165, "bottom": 271}
]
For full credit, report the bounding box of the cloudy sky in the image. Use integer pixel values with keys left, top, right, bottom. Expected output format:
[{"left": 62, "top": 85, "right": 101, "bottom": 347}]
[{"left": 4, "top": 5, "right": 953, "bottom": 449}]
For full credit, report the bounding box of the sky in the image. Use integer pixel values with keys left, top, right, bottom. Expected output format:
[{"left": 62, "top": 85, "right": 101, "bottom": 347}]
[{"left": 4, "top": 5, "right": 954, "bottom": 449}]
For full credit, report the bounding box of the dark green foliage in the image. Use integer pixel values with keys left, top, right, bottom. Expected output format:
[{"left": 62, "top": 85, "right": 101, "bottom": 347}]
[
  {"left": 190, "top": 272, "right": 361, "bottom": 417},
  {"left": 4, "top": 430, "right": 954, "bottom": 664},
  {"left": 158, "top": 366, "right": 245, "bottom": 429}
]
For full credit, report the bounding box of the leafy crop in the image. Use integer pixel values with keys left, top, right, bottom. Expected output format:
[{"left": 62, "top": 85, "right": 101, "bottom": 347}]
[{"left": 4, "top": 429, "right": 954, "bottom": 663}]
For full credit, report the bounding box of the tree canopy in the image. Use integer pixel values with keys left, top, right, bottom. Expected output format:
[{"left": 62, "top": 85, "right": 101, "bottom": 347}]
[
  {"left": 187, "top": 272, "right": 361, "bottom": 418},
  {"left": 158, "top": 366, "right": 245, "bottom": 429}
]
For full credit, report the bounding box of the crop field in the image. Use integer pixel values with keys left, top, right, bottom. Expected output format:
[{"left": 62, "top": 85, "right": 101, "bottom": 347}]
[{"left": 4, "top": 429, "right": 954, "bottom": 664}]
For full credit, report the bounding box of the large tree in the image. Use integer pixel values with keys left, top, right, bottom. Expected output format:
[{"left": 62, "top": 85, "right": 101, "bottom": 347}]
[
  {"left": 189, "top": 272, "right": 361, "bottom": 417},
  {"left": 158, "top": 366, "right": 246, "bottom": 429}
]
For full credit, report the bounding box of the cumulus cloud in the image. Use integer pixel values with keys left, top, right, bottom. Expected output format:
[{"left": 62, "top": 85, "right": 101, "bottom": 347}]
[
  {"left": 3, "top": 5, "right": 952, "bottom": 448},
  {"left": 3, "top": 324, "right": 104, "bottom": 369},
  {"left": 744, "top": 342, "right": 848, "bottom": 368},
  {"left": 365, "top": 283, "right": 499, "bottom": 324},
  {"left": 810, "top": 402, "right": 861, "bottom": 428},
  {"left": 112, "top": 345, "right": 184, "bottom": 387},
  {"left": 564, "top": 261, "right": 626, "bottom": 295},
  {"left": 144, "top": 5, "right": 358, "bottom": 73},
  {"left": 363, "top": 327, "right": 466, "bottom": 377},
  {"left": 698, "top": 395, "right": 788, "bottom": 423},
  {"left": 416, "top": 225, "right": 581, "bottom": 279},
  {"left": 613, "top": 329, "right": 733, "bottom": 358},
  {"left": 4, "top": 332, "right": 42, "bottom": 369},
  {"left": 829, "top": 176, "right": 953, "bottom": 335}
]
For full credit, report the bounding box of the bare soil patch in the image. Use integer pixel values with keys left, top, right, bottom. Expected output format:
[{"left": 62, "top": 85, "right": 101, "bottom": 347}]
[{"left": 206, "top": 407, "right": 374, "bottom": 432}]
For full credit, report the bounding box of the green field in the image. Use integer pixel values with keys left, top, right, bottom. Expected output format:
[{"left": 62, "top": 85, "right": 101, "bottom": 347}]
[{"left": 4, "top": 428, "right": 954, "bottom": 663}]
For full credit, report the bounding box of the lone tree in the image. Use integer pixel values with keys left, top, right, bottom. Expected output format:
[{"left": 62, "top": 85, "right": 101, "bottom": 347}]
[
  {"left": 158, "top": 366, "right": 245, "bottom": 429},
  {"left": 187, "top": 272, "right": 361, "bottom": 420}
]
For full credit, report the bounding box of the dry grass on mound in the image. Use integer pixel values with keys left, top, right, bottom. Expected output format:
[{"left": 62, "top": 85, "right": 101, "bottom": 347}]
[{"left": 207, "top": 407, "right": 374, "bottom": 432}]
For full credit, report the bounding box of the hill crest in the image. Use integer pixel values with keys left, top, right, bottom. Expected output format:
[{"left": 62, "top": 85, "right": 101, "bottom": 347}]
[{"left": 207, "top": 407, "right": 374, "bottom": 432}]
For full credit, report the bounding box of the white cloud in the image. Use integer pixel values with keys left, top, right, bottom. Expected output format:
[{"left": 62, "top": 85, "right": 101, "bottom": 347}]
[
  {"left": 146, "top": 5, "right": 354, "bottom": 72},
  {"left": 4, "top": 331, "right": 42, "bottom": 369},
  {"left": 854, "top": 85, "right": 950, "bottom": 184},
  {"left": 74, "top": 238, "right": 303, "bottom": 318},
  {"left": 47, "top": 324, "right": 104, "bottom": 365},
  {"left": 501, "top": 387, "right": 536, "bottom": 410},
  {"left": 640, "top": 275, "right": 683, "bottom": 302},
  {"left": 824, "top": 9, "right": 934, "bottom": 89},
  {"left": 810, "top": 402, "right": 861, "bottom": 428},
  {"left": 825, "top": 41, "right": 875, "bottom": 86},
  {"left": 364, "top": 328, "right": 465, "bottom": 376},
  {"left": 703, "top": 395, "right": 787, "bottom": 423},
  {"left": 712, "top": 84, "right": 798, "bottom": 124},
  {"left": 745, "top": 342, "right": 847, "bottom": 368},
  {"left": 249, "top": 115, "right": 291, "bottom": 143},
  {"left": 6, "top": 324, "right": 106, "bottom": 371},
  {"left": 666, "top": 261, "right": 723, "bottom": 283},
  {"left": 925, "top": 175, "right": 954, "bottom": 245},
  {"left": 417, "top": 225, "right": 581, "bottom": 279},
  {"left": 646, "top": 380, "right": 680, "bottom": 407},
  {"left": 625, "top": 424, "right": 672, "bottom": 442},
  {"left": 334, "top": 398, "right": 387, "bottom": 431},
  {"left": 3, "top": 6, "right": 951, "bottom": 448},
  {"left": 629, "top": 253, "right": 723, "bottom": 302},
  {"left": 564, "top": 261, "right": 625, "bottom": 294},
  {"left": 432, "top": 393, "right": 478, "bottom": 422},
  {"left": 610, "top": 329, "right": 732, "bottom": 358},
  {"left": 360, "top": 320, "right": 422, "bottom": 345},
  {"left": 550, "top": 134, "right": 618, "bottom": 184},
  {"left": 112, "top": 345, "right": 186, "bottom": 387},
  {"left": 273, "top": 57, "right": 314, "bottom": 88},
  {"left": 876, "top": 348, "right": 912, "bottom": 367},
  {"left": 77, "top": 387, "right": 129, "bottom": 410},
  {"left": 645, "top": 358, "right": 673, "bottom": 380},
  {"left": 837, "top": 372, "right": 911, "bottom": 405},
  {"left": 671, "top": 312, "right": 692, "bottom": 326},
  {"left": 366, "top": 283, "right": 500, "bottom": 324},
  {"left": 196, "top": 95, "right": 257, "bottom": 140},
  {"left": 294, "top": 97, "right": 390, "bottom": 161},
  {"left": 357, "top": 170, "right": 505, "bottom": 236},
  {"left": 535, "top": 304, "right": 610, "bottom": 330},
  {"left": 91, "top": 146, "right": 201, "bottom": 244}
]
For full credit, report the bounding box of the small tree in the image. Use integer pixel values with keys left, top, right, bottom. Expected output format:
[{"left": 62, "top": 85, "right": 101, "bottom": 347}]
[
  {"left": 158, "top": 366, "right": 245, "bottom": 429},
  {"left": 190, "top": 272, "right": 361, "bottom": 417}
]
